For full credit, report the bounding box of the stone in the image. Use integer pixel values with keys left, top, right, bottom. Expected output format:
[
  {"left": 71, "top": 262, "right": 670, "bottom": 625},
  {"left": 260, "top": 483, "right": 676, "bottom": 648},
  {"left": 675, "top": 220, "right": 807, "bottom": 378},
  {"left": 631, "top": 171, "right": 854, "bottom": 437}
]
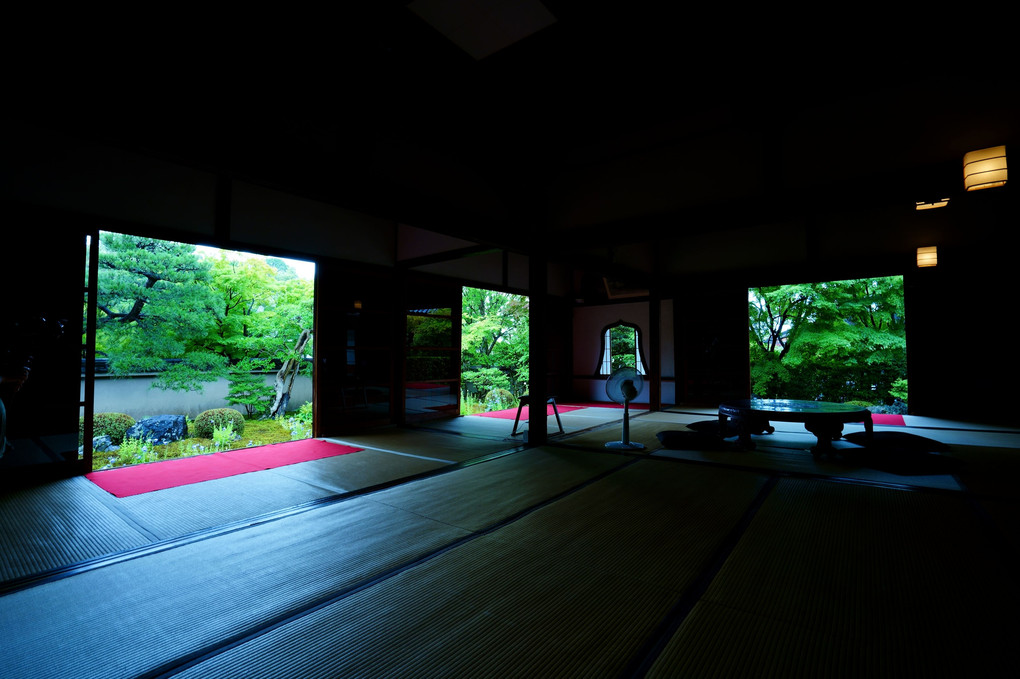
[{"left": 125, "top": 414, "right": 188, "bottom": 445}]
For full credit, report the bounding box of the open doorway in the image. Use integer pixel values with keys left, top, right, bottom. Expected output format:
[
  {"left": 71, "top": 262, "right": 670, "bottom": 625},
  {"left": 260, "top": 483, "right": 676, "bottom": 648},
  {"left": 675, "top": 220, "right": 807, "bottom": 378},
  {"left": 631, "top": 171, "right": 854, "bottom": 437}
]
[
  {"left": 83, "top": 231, "right": 316, "bottom": 471},
  {"left": 748, "top": 275, "right": 906, "bottom": 408},
  {"left": 460, "top": 286, "right": 529, "bottom": 415}
]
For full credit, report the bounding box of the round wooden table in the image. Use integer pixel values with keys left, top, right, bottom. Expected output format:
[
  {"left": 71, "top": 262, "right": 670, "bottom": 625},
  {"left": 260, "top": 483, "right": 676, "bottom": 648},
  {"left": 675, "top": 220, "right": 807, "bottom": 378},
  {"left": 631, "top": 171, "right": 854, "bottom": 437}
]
[{"left": 718, "top": 398, "right": 873, "bottom": 455}]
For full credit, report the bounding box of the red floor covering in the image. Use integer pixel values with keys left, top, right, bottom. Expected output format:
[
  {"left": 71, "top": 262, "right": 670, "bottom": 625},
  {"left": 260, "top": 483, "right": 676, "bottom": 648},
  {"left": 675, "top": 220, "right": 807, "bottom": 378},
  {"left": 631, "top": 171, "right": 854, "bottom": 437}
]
[{"left": 86, "top": 439, "right": 361, "bottom": 497}]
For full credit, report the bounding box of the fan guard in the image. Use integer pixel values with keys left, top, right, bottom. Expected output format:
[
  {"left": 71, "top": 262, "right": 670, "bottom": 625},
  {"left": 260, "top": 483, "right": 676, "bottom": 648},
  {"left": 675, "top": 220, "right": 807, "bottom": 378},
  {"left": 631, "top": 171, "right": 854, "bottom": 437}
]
[{"left": 604, "top": 367, "right": 645, "bottom": 450}]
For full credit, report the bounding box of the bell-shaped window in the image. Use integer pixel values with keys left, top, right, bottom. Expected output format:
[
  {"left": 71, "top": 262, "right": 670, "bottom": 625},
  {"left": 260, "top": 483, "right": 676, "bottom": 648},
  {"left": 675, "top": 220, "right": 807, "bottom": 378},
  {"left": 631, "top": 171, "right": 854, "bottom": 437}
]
[{"left": 596, "top": 321, "right": 647, "bottom": 376}]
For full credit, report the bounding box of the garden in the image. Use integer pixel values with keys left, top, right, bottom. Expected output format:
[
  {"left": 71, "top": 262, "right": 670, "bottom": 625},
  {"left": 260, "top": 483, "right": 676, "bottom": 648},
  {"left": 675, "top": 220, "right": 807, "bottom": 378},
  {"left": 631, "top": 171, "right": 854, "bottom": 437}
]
[
  {"left": 748, "top": 276, "right": 907, "bottom": 411},
  {"left": 459, "top": 287, "right": 529, "bottom": 415},
  {"left": 82, "top": 231, "right": 315, "bottom": 471},
  {"left": 82, "top": 403, "right": 313, "bottom": 472}
]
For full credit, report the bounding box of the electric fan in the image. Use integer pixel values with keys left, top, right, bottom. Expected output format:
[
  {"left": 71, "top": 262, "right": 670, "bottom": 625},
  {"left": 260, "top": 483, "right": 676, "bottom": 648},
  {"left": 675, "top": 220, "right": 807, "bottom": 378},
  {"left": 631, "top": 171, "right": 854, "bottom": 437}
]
[{"left": 604, "top": 366, "right": 645, "bottom": 450}]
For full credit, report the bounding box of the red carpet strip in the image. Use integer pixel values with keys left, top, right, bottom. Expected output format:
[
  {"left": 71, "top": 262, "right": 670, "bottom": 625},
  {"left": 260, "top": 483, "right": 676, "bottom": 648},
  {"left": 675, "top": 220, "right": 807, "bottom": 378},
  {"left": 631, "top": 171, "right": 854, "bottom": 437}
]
[
  {"left": 86, "top": 439, "right": 362, "bottom": 497},
  {"left": 871, "top": 414, "right": 905, "bottom": 425}
]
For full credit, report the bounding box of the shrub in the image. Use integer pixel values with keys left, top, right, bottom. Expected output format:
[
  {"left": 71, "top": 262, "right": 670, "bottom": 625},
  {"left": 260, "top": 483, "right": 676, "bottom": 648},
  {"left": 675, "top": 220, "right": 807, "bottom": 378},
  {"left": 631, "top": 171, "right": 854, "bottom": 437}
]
[
  {"left": 226, "top": 360, "right": 275, "bottom": 417},
  {"left": 294, "top": 400, "right": 313, "bottom": 424},
  {"left": 193, "top": 408, "right": 245, "bottom": 439},
  {"left": 80, "top": 412, "right": 136, "bottom": 445},
  {"left": 483, "top": 388, "right": 516, "bottom": 411},
  {"left": 211, "top": 421, "right": 239, "bottom": 449}
]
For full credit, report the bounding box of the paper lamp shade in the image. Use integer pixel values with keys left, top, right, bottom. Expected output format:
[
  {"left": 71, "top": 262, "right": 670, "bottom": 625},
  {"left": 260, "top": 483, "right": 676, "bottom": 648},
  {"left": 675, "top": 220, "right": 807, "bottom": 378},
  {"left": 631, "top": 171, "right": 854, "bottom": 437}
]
[
  {"left": 917, "top": 246, "right": 938, "bottom": 268},
  {"left": 963, "top": 145, "right": 1007, "bottom": 191}
]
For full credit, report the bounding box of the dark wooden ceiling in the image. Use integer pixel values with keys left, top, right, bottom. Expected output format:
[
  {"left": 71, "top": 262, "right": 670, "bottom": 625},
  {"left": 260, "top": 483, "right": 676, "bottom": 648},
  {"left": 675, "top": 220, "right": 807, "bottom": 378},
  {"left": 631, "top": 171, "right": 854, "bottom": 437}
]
[{"left": 13, "top": 2, "right": 1019, "bottom": 271}]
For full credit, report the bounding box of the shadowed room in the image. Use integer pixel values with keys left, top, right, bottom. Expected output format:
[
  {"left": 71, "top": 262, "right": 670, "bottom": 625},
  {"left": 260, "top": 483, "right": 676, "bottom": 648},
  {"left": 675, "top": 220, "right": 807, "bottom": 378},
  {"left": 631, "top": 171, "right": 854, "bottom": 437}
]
[{"left": 2, "top": 2, "right": 1019, "bottom": 677}]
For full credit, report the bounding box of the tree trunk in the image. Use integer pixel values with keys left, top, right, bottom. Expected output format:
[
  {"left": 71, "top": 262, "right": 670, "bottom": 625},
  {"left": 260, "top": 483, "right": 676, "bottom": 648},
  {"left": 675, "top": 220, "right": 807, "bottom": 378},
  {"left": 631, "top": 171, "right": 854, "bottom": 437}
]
[{"left": 269, "top": 329, "right": 311, "bottom": 418}]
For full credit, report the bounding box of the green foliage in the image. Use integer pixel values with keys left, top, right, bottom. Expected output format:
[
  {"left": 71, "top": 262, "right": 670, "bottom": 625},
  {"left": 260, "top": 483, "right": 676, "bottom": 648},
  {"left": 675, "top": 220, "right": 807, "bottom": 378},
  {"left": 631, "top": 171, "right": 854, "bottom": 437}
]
[
  {"left": 211, "top": 422, "right": 237, "bottom": 449},
  {"left": 91, "top": 232, "right": 314, "bottom": 411},
  {"left": 890, "top": 378, "right": 909, "bottom": 401},
  {"left": 105, "top": 436, "right": 157, "bottom": 467},
  {"left": 94, "top": 232, "right": 226, "bottom": 391},
  {"left": 207, "top": 254, "right": 314, "bottom": 372},
  {"left": 483, "top": 388, "right": 516, "bottom": 411},
  {"left": 609, "top": 326, "right": 639, "bottom": 372},
  {"left": 81, "top": 412, "right": 136, "bottom": 445},
  {"left": 92, "top": 416, "right": 296, "bottom": 471},
  {"left": 462, "top": 367, "right": 511, "bottom": 396},
  {"left": 460, "top": 393, "right": 487, "bottom": 416},
  {"left": 748, "top": 276, "right": 907, "bottom": 404},
  {"left": 193, "top": 408, "right": 245, "bottom": 439},
  {"left": 461, "top": 288, "right": 529, "bottom": 397},
  {"left": 281, "top": 415, "right": 312, "bottom": 441},
  {"left": 294, "top": 401, "right": 313, "bottom": 424},
  {"left": 406, "top": 310, "right": 454, "bottom": 382},
  {"left": 226, "top": 359, "right": 276, "bottom": 417}
]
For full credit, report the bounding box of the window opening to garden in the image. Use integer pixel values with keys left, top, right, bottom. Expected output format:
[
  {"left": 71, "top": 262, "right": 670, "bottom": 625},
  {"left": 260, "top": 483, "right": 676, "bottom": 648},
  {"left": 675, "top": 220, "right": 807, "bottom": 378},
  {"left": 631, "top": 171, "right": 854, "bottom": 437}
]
[
  {"left": 84, "top": 231, "right": 316, "bottom": 471},
  {"left": 596, "top": 322, "right": 647, "bottom": 376},
  {"left": 460, "top": 286, "right": 529, "bottom": 415},
  {"left": 748, "top": 275, "right": 907, "bottom": 409}
]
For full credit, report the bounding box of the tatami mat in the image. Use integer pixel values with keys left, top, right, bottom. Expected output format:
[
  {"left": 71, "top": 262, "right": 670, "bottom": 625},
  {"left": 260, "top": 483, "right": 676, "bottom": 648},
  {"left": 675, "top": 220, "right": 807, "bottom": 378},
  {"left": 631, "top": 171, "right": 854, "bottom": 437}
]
[
  {"left": 172, "top": 534, "right": 681, "bottom": 679},
  {"left": 2, "top": 411, "right": 1017, "bottom": 678},
  {"left": 0, "top": 496, "right": 474, "bottom": 679},
  {"left": 115, "top": 467, "right": 343, "bottom": 539},
  {"left": 645, "top": 477, "right": 1020, "bottom": 677},
  {"left": 653, "top": 437, "right": 964, "bottom": 491},
  {"left": 164, "top": 460, "right": 769, "bottom": 678},
  {"left": 331, "top": 427, "right": 516, "bottom": 462},
  {"left": 369, "top": 446, "right": 629, "bottom": 532},
  {"left": 556, "top": 417, "right": 667, "bottom": 453},
  {"left": 0, "top": 476, "right": 151, "bottom": 583}
]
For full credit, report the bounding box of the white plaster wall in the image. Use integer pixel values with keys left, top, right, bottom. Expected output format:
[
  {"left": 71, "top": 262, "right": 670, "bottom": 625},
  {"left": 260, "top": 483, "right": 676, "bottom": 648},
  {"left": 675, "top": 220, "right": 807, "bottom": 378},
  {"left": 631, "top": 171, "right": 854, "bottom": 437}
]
[{"left": 85, "top": 375, "right": 312, "bottom": 419}]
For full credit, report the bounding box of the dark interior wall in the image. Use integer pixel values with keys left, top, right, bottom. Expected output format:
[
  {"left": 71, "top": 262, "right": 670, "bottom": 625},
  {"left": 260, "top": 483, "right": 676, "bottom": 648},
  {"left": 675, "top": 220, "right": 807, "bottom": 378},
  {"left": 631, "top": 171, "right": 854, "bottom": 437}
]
[
  {"left": 313, "top": 260, "right": 401, "bottom": 435},
  {"left": 904, "top": 194, "right": 1017, "bottom": 423},
  {"left": 672, "top": 278, "right": 750, "bottom": 407},
  {"left": 664, "top": 186, "right": 1019, "bottom": 423},
  {"left": 3, "top": 126, "right": 1018, "bottom": 433},
  {"left": 2, "top": 207, "right": 86, "bottom": 445}
]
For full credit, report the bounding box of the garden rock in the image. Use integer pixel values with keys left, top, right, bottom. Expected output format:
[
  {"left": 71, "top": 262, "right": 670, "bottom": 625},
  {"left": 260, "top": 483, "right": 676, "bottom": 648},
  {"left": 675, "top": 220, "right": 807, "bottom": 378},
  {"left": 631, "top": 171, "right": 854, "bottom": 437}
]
[
  {"left": 79, "top": 435, "right": 115, "bottom": 457},
  {"left": 125, "top": 414, "right": 188, "bottom": 445}
]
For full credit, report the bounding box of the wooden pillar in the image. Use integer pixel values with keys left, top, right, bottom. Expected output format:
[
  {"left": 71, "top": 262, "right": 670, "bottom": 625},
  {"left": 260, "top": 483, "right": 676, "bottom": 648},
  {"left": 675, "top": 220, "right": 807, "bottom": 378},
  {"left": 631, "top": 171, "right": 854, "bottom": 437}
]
[
  {"left": 649, "top": 291, "right": 661, "bottom": 411},
  {"left": 528, "top": 254, "right": 548, "bottom": 445}
]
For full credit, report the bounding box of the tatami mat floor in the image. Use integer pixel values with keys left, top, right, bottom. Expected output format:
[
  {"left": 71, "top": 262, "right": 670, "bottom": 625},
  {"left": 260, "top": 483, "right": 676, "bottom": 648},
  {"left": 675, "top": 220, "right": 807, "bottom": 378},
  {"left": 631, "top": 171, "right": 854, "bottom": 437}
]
[{"left": 2, "top": 407, "right": 1019, "bottom": 677}]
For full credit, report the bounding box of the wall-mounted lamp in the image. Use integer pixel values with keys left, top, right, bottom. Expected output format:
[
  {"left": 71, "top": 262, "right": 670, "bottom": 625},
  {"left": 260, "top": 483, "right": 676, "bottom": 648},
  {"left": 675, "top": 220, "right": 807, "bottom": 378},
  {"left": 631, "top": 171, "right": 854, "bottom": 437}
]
[
  {"left": 915, "top": 199, "right": 950, "bottom": 210},
  {"left": 963, "top": 145, "right": 1007, "bottom": 191},
  {"left": 917, "top": 246, "right": 938, "bottom": 268}
]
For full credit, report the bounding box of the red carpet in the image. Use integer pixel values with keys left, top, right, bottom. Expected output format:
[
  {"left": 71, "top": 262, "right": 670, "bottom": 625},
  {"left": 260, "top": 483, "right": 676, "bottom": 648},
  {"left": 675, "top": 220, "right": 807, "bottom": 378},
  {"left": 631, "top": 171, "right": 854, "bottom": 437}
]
[
  {"left": 471, "top": 404, "right": 586, "bottom": 420},
  {"left": 871, "top": 413, "right": 906, "bottom": 425},
  {"left": 86, "top": 439, "right": 362, "bottom": 497}
]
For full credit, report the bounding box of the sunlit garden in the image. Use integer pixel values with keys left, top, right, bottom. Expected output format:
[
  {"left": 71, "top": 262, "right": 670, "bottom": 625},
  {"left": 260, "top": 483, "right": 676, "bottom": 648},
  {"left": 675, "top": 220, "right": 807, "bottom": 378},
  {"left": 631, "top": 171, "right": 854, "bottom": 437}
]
[
  {"left": 748, "top": 275, "right": 907, "bottom": 411},
  {"left": 459, "top": 287, "right": 529, "bottom": 415},
  {"left": 82, "top": 231, "right": 315, "bottom": 471}
]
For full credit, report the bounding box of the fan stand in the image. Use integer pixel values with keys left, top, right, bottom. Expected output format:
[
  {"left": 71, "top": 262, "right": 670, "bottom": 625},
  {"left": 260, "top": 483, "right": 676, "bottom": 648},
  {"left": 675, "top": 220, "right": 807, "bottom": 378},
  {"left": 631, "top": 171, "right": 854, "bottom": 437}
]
[{"left": 605, "top": 400, "right": 645, "bottom": 450}]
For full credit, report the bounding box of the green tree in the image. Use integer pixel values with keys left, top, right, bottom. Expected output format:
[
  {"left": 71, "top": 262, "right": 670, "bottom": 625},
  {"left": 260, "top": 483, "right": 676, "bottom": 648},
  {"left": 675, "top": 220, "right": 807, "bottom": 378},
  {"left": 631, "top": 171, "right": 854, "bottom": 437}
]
[
  {"left": 461, "top": 288, "right": 529, "bottom": 398},
  {"left": 226, "top": 358, "right": 276, "bottom": 417},
  {"left": 207, "top": 252, "right": 314, "bottom": 415},
  {"left": 95, "top": 232, "right": 225, "bottom": 391},
  {"left": 94, "top": 233, "right": 314, "bottom": 407},
  {"left": 749, "top": 277, "right": 906, "bottom": 403}
]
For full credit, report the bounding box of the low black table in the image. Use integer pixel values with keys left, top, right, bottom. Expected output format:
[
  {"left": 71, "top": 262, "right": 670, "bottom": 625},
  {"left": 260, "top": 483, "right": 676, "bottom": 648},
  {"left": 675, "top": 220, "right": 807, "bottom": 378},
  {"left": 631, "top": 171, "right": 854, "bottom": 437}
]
[{"left": 718, "top": 398, "right": 873, "bottom": 455}]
